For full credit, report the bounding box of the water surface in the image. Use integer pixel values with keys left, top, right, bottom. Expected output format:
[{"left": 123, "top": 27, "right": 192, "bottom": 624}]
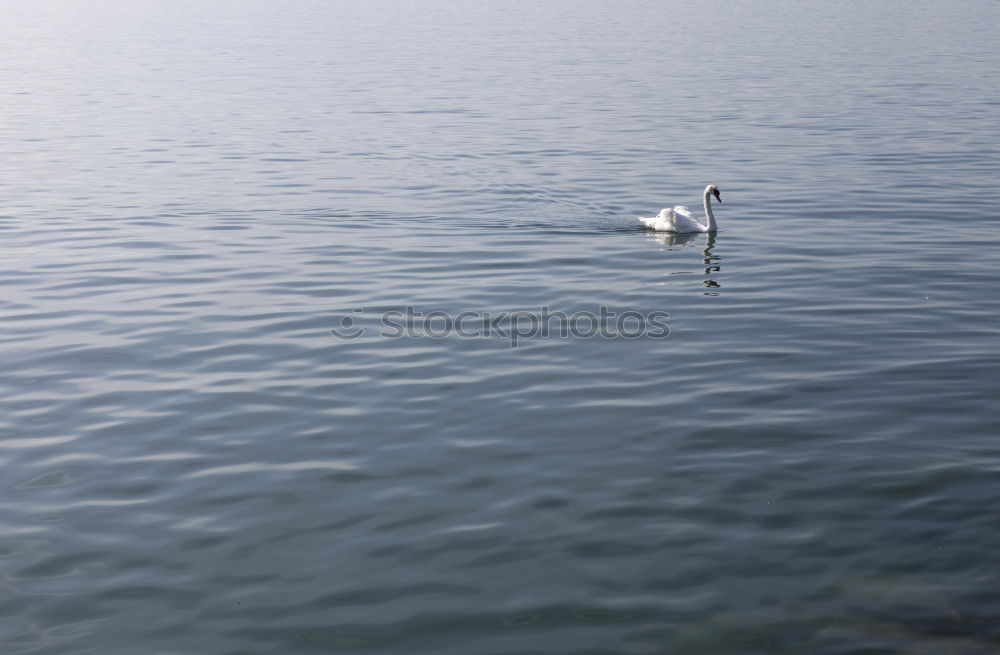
[{"left": 2, "top": 1, "right": 1000, "bottom": 653}]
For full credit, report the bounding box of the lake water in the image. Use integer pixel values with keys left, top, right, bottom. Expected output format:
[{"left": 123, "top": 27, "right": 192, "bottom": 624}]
[{"left": 2, "top": 1, "right": 1000, "bottom": 653}]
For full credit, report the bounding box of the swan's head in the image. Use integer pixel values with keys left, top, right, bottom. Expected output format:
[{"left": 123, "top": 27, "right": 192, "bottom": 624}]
[{"left": 705, "top": 184, "right": 721, "bottom": 203}]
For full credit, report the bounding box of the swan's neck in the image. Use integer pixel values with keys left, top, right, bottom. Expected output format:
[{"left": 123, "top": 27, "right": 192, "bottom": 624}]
[{"left": 702, "top": 190, "right": 717, "bottom": 231}]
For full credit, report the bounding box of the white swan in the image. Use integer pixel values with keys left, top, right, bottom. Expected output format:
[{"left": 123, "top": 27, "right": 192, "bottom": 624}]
[{"left": 638, "top": 184, "right": 722, "bottom": 233}]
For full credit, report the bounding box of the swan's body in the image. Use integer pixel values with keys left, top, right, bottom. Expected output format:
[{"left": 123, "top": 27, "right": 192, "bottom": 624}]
[
  {"left": 639, "top": 184, "right": 722, "bottom": 233},
  {"left": 639, "top": 205, "right": 709, "bottom": 233}
]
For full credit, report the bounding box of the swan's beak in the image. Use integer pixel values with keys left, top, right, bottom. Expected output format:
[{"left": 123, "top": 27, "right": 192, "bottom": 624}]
[{"left": 713, "top": 189, "right": 722, "bottom": 203}]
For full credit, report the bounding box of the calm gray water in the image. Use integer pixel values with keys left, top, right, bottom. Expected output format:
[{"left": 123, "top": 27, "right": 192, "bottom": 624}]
[{"left": 3, "top": 1, "right": 1000, "bottom": 653}]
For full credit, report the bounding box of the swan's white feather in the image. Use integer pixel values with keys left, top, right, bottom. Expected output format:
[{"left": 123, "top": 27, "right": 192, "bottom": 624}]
[{"left": 637, "top": 205, "right": 708, "bottom": 233}]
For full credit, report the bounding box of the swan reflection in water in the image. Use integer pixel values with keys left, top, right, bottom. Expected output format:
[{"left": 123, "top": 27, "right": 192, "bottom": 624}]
[{"left": 647, "top": 231, "right": 721, "bottom": 293}]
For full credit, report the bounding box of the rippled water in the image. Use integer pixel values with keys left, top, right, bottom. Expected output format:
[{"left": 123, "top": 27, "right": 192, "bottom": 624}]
[{"left": 3, "top": 1, "right": 1000, "bottom": 653}]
